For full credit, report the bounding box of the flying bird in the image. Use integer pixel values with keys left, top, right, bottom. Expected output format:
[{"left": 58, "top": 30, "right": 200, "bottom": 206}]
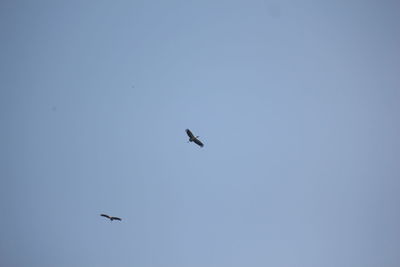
[
  {"left": 100, "top": 214, "right": 122, "bottom": 221},
  {"left": 186, "top": 129, "right": 204, "bottom": 147}
]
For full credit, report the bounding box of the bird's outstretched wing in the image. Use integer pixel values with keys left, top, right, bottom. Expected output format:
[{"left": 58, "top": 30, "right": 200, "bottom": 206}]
[
  {"left": 186, "top": 129, "right": 194, "bottom": 139},
  {"left": 101, "top": 214, "right": 111, "bottom": 219},
  {"left": 193, "top": 138, "right": 204, "bottom": 147},
  {"left": 111, "top": 217, "right": 122, "bottom": 221}
]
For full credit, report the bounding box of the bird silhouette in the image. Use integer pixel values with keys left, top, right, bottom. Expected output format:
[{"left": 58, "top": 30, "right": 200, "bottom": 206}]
[
  {"left": 100, "top": 214, "right": 122, "bottom": 221},
  {"left": 186, "top": 129, "right": 204, "bottom": 147}
]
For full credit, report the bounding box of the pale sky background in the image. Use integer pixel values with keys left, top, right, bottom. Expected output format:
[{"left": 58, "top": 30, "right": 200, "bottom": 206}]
[{"left": 1, "top": 1, "right": 400, "bottom": 266}]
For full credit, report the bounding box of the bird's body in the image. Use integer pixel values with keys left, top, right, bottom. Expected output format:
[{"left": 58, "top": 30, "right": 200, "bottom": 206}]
[
  {"left": 186, "top": 129, "right": 204, "bottom": 147},
  {"left": 101, "top": 214, "right": 122, "bottom": 221}
]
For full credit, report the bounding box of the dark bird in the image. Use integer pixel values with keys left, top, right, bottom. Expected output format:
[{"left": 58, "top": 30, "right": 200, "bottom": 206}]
[
  {"left": 186, "top": 129, "right": 204, "bottom": 147},
  {"left": 100, "top": 214, "right": 122, "bottom": 221}
]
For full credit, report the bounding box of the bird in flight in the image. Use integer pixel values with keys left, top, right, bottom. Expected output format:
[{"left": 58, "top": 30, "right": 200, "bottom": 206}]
[
  {"left": 186, "top": 129, "right": 204, "bottom": 147},
  {"left": 100, "top": 214, "right": 122, "bottom": 221}
]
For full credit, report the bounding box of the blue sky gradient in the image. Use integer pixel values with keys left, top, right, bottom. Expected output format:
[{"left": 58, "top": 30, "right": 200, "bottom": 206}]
[{"left": 1, "top": 1, "right": 400, "bottom": 266}]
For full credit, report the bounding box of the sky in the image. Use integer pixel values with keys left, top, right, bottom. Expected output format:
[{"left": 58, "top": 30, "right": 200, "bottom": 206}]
[{"left": 1, "top": 0, "right": 400, "bottom": 266}]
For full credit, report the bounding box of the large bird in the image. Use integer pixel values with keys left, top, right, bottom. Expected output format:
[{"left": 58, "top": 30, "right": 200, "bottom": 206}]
[
  {"left": 186, "top": 129, "right": 204, "bottom": 147},
  {"left": 100, "top": 214, "right": 122, "bottom": 221}
]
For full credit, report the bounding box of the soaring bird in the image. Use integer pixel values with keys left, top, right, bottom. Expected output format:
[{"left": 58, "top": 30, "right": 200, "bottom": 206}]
[
  {"left": 186, "top": 129, "right": 204, "bottom": 147},
  {"left": 100, "top": 214, "right": 122, "bottom": 221}
]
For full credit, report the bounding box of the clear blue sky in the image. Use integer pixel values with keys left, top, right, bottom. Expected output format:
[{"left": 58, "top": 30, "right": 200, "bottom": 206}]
[{"left": 1, "top": 1, "right": 400, "bottom": 266}]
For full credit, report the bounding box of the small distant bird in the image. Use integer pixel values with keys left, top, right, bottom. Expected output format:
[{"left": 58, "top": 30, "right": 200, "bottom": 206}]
[
  {"left": 186, "top": 129, "right": 204, "bottom": 147},
  {"left": 100, "top": 214, "right": 122, "bottom": 221}
]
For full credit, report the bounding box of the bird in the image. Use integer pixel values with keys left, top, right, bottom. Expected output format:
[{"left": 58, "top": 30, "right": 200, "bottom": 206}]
[
  {"left": 186, "top": 129, "right": 204, "bottom": 147},
  {"left": 100, "top": 214, "right": 122, "bottom": 221}
]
